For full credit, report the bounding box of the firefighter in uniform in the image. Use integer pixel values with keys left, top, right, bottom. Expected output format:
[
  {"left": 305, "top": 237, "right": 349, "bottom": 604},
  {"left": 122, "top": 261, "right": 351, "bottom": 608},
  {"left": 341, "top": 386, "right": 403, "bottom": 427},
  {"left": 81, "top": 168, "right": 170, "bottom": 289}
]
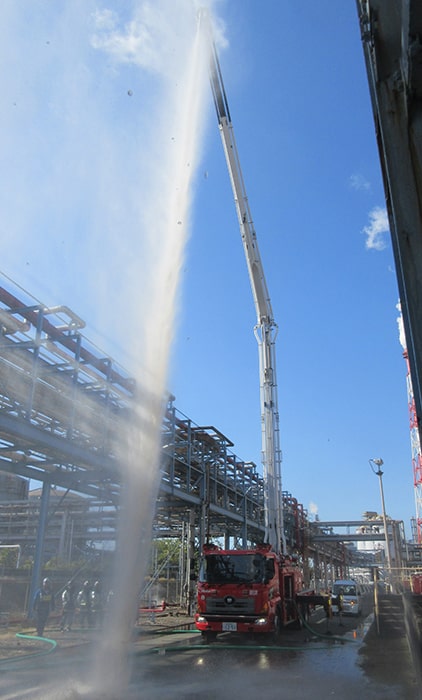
[
  {"left": 77, "top": 580, "right": 93, "bottom": 628},
  {"left": 91, "top": 580, "right": 104, "bottom": 628},
  {"left": 60, "top": 580, "right": 76, "bottom": 631},
  {"left": 33, "top": 577, "right": 55, "bottom": 637},
  {"left": 323, "top": 589, "right": 333, "bottom": 631}
]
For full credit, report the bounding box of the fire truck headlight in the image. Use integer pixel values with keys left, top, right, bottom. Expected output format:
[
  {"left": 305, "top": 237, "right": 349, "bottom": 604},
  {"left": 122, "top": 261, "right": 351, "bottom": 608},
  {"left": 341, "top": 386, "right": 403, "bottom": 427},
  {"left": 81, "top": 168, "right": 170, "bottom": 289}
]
[
  {"left": 254, "top": 617, "right": 268, "bottom": 626},
  {"left": 196, "top": 616, "right": 206, "bottom": 623}
]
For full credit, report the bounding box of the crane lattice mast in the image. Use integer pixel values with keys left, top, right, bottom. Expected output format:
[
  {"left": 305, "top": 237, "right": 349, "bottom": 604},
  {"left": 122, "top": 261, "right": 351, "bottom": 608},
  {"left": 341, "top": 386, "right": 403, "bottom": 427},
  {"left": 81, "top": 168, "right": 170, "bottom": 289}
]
[{"left": 201, "top": 11, "right": 285, "bottom": 554}]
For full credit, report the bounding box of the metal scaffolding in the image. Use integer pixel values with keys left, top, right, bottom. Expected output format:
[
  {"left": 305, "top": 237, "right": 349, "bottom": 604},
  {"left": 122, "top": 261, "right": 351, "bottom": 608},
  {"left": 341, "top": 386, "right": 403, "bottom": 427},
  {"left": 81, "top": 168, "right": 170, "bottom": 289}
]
[{"left": 0, "top": 278, "right": 378, "bottom": 606}]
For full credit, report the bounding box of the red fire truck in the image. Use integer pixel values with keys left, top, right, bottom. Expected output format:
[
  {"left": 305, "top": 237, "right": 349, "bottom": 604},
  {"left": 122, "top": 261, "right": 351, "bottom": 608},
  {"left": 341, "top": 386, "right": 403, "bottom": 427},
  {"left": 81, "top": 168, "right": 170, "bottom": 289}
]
[{"left": 195, "top": 543, "right": 306, "bottom": 642}]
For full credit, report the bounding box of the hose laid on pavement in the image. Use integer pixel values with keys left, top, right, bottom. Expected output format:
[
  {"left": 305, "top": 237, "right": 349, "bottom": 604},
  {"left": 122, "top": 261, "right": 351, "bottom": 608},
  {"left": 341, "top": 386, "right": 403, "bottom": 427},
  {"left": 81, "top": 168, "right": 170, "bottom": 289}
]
[
  {"left": 135, "top": 641, "right": 342, "bottom": 655},
  {"left": 135, "top": 619, "right": 357, "bottom": 655},
  {"left": 296, "top": 605, "right": 358, "bottom": 644},
  {"left": 0, "top": 632, "right": 57, "bottom": 665},
  {"left": 150, "top": 628, "right": 200, "bottom": 635},
  {"left": 154, "top": 608, "right": 358, "bottom": 646}
]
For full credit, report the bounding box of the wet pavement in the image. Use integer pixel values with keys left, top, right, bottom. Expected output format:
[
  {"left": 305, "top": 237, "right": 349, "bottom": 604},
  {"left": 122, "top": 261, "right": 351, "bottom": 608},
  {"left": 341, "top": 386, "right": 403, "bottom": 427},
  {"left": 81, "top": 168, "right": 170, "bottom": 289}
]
[
  {"left": 357, "top": 595, "right": 420, "bottom": 699},
  {"left": 0, "top": 596, "right": 420, "bottom": 699}
]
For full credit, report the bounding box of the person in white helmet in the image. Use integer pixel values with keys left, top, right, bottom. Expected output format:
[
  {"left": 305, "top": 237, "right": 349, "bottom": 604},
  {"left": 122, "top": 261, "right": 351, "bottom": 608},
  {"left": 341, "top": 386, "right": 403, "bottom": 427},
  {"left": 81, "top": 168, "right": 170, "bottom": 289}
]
[
  {"left": 60, "top": 580, "right": 76, "bottom": 631},
  {"left": 33, "top": 577, "right": 55, "bottom": 637}
]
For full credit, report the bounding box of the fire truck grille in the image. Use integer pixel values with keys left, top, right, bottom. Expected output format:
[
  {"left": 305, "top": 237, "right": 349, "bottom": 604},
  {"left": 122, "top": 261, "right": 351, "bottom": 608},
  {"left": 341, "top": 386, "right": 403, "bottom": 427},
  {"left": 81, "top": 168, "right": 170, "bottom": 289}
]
[{"left": 205, "top": 598, "right": 255, "bottom": 615}]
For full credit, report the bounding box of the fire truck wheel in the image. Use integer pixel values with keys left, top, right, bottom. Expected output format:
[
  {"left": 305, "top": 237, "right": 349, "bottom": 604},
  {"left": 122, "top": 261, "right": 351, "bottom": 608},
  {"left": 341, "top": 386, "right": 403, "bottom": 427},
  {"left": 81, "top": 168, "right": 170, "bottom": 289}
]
[{"left": 201, "top": 631, "right": 218, "bottom": 644}]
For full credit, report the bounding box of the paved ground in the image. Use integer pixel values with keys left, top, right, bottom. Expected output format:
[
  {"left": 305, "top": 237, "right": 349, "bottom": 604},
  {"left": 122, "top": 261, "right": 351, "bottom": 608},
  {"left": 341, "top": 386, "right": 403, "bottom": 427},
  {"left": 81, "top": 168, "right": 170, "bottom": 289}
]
[
  {"left": 358, "top": 595, "right": 421, "bottom": 698},
  {"left": 0, "top": 596, "right": 420, "bottom": 698},
  {"left": 0, "top": 610, "right": 196, "bottom": 661}
]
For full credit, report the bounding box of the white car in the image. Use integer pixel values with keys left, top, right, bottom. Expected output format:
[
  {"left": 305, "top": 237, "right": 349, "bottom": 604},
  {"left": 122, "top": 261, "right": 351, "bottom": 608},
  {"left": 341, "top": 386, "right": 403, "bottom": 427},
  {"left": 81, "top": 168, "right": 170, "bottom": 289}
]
[{"left": 332, "top": 579, "right": 362, "bottom": 616}]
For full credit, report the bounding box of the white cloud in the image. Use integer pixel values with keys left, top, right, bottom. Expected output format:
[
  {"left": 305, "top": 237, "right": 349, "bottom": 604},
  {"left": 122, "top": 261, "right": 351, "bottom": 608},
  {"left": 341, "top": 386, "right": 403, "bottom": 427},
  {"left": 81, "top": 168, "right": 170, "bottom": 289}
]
[
  {"left": 91, "top": 5, "right": 170, "bottom": 74},
  {"left": 362, "top": 206, "right": 389, "bottom": 250},
  {"left": 350, "top": 173, "right": 370, "bottom": 191},
  {"left": 91, "top": 1, "right": 226, "bottom": 77}
]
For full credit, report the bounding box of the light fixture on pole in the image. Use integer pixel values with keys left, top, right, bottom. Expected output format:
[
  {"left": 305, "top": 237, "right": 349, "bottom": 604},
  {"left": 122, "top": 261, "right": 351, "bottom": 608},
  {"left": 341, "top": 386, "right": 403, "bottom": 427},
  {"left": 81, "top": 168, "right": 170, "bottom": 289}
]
[{"left": 369, "top": 458, "right": 392, "bottom": 585}]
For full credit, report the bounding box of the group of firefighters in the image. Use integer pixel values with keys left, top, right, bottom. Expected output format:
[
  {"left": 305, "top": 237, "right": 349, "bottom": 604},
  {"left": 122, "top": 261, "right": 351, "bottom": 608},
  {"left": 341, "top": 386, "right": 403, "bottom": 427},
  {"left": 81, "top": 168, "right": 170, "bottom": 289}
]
[
  {"left": 32, "top": 578, "right": 345, "bottom": 639},
  {"left": 32, "top": 577, "right": 106, "bottom": 637}
]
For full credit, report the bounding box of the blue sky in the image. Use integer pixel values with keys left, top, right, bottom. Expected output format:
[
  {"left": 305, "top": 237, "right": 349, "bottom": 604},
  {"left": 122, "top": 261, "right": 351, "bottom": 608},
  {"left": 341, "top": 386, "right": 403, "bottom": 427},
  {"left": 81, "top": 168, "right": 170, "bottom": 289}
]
[{"left": 0, "top": 1, "right": 415, "bottom": 535}]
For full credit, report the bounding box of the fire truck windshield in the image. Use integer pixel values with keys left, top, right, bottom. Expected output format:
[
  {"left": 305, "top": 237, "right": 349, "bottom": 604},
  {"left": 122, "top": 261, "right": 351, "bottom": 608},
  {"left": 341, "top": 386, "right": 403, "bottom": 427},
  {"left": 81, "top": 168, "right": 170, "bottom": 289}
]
[{"left": 200, "top": 553, "right": 266, "bottom": 584}]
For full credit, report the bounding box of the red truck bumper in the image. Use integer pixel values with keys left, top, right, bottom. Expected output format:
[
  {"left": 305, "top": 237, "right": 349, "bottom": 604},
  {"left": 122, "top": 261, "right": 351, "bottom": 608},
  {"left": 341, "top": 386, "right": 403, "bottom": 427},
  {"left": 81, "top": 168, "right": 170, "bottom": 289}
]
[{"left": 195, "top": 614, "right": 273, "bottom": 634}]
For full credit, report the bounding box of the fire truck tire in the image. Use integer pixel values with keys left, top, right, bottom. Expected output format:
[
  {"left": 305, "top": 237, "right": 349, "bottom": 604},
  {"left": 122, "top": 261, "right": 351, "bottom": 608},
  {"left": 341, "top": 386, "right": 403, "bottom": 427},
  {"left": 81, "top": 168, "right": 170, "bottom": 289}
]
[{"left": 201, "top": 631, "right": 218, "bottom": 644}]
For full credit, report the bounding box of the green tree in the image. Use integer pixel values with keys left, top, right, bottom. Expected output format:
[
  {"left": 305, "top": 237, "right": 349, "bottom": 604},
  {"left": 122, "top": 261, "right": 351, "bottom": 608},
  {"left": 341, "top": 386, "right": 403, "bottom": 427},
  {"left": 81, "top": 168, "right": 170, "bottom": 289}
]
[{"left": 0, "top": 546, "right": 19, "bottom": 568}]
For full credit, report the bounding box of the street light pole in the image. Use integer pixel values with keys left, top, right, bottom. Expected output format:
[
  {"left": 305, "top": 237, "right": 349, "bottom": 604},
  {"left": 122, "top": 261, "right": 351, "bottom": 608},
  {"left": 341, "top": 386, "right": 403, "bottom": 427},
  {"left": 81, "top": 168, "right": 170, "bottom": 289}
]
[{"left": 369, "top": 458, "right": 393, "bottom": 590}]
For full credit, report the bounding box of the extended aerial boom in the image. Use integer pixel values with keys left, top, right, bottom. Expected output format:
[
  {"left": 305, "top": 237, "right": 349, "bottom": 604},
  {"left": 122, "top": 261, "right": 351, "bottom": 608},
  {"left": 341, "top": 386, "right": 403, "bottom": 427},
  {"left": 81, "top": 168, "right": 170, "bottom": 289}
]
[
  {"left": 202, "top": 13, "right": 285, "bottom": 554},
  {"left": 208, "top": 40, "right": 274, "bottom": 327}
]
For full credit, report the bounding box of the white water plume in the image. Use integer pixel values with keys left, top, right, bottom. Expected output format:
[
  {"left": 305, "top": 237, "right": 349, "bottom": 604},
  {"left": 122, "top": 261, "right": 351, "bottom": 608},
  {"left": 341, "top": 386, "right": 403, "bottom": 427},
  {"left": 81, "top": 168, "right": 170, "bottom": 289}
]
[{"left": 90, "top": 2, "right": 213, "bottom": 697}]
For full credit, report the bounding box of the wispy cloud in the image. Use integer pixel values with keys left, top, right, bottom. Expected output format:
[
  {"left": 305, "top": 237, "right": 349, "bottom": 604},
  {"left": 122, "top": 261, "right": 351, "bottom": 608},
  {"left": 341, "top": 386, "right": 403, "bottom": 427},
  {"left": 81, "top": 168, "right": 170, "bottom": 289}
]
[
  {"left": 91, "top": 1, "right": 226, "bottom": 77},
  {"left": 91, "top": 5, "right": 179, "bottom": 75},
  {"left": 362, "top": 206, "right": 389, "bottom": 250},
  {"left": 350, "top": 172, "right": 370, "bottom": 192}
]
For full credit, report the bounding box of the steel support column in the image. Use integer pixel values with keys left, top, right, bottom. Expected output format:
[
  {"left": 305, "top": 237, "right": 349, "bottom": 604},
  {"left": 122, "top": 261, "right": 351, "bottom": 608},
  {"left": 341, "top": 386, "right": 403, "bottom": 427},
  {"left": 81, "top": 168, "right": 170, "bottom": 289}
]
[{"left": 28, "top": 480, "right": 51, "bottom": 617}]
